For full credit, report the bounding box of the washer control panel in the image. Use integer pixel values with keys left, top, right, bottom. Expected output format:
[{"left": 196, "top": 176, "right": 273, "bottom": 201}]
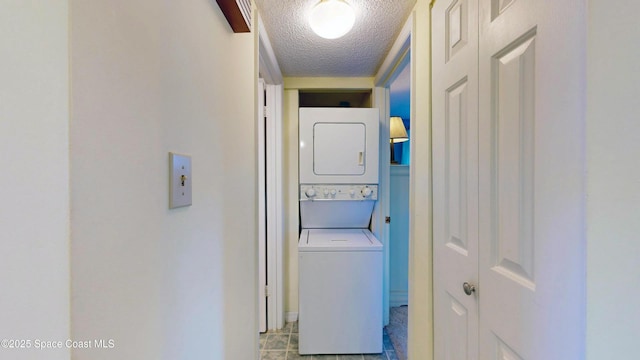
[{"left": 300, "top": 184, "right": 378, "bottom": 200}]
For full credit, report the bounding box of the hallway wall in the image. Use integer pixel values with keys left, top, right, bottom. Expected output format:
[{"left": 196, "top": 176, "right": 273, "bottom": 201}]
[
  {"left": 586, "top": 0, "right": 640, "bottom": 357},
  {"left": 0, "top": 2, "right": 71, "bottom": 359},
  {"left": 70, "top": 1, "right": 257, "bottom": 358}
]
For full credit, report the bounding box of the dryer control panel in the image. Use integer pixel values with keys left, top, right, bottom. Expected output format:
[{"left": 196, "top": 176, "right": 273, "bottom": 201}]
[{"left": 300, "top": 184, "right": 378, "bottom": 201}]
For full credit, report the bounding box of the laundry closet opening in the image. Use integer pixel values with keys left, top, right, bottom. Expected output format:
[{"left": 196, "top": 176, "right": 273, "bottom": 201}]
[{"left": 296, "top": 101, "right": 383, "bottom": 355}]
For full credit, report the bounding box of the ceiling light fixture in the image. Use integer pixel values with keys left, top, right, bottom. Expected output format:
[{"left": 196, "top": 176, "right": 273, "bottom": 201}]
[{"left": 309, "top": 0, "right": 356, "bottom": 39}]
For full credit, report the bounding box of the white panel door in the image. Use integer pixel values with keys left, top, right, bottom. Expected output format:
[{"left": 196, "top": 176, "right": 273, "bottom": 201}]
[
  {"left": 478, "top": 0, "right": 585, "bottom": 358},
  {"left": 432, "top": 0, "right": 479, "bottom": 358},
  {"left": 433, "top": 0, "right": 585, "bottom": 357}
]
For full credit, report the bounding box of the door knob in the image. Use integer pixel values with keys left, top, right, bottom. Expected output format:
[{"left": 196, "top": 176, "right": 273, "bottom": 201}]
[{"left": 463, "top": 282, "right": 476, "bottom": 296}]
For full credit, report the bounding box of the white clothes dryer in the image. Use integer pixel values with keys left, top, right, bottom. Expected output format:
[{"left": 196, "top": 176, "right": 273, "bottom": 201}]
[{"left": 299, "top": 107, "right": 379, "bottom": 185}]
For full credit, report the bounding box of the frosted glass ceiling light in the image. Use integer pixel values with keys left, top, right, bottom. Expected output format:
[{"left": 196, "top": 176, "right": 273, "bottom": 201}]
[{"left": 309, "top": 0, "right": 355, "bottom": 39}]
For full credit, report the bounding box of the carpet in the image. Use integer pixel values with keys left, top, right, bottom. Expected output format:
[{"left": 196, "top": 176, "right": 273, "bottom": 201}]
[{"left": 385, "top": 306, "right": 408, "bottom": 360}]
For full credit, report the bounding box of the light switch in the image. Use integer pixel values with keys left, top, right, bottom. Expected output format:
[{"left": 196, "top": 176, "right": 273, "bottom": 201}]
[{"left": 169, "top": 152, "right": 192, "bottom": 208}]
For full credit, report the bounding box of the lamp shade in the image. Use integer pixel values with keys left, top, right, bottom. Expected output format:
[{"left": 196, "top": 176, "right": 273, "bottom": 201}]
[
  {"left": 309, "top": 0, "right": 356, "bottom": 39},
  {"left": 390, "top": 116, "right": 408, "bottom": 143}
]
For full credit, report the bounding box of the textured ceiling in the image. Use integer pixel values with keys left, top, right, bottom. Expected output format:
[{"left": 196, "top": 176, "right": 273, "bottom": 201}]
[{"left": 254, "top": 0, "right": 416, "bottom": 77}]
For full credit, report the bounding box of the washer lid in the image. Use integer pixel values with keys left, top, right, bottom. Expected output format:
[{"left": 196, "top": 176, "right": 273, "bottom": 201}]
[{"left": 299, "top": 229, "right": 382, "bottom": 252}]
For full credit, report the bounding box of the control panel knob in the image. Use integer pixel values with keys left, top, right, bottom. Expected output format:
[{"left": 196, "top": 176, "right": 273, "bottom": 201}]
[
  {"left": 330, "top": 189, "right": 337, "bottom": 196},
  {"left": 305, "top": 188, "right": 316, "bottom": 198},
  {"left": 361, "top": 187, "right": 373, "bottom": 197},
  {"left": 349, "top": 189, "right": 356, "bottom": 197},
  {"left": 323, "top": 189, "right": 329, "bottom": 196}
]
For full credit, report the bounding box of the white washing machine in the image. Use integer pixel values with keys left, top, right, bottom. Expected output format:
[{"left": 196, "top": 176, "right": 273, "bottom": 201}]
[
  {"left": 298, "top": 227, "right": 382, "bottom": 355},
  {"left": 298, "top": 108, "right": 383, "bottom": 355}
]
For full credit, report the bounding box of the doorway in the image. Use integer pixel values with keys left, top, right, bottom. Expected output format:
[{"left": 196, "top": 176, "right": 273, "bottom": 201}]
[
  {"left": 373, "top": 15, "right": 412, "bottom": 360},
  {"left": 387, "top": 56, "right": 411, "bottom": 360}
]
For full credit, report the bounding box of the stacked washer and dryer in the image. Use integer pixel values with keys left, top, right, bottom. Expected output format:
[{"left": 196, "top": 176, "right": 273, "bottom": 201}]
[{"left": 298, "top": 107, "right": 383, "bottom": 355}]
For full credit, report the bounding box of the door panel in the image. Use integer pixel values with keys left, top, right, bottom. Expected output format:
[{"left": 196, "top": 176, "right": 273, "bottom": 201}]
[
  {"left": 492, "top": 30, "right": 536, "bottom": 289},
  {"left": 495, "top": 336, "right": 524, "bottom": 360},
  {"left": 433, "top": 0, "right": 479, "bottom": 358},
  {"left": 445, "top": 294, "right": 469, "bottom": 360},
  {"left": 478, "top": 0, "right": 585, "bottom": 358},
  {"left": 445, "top": 78, "right": 470, "bottom": 254}
]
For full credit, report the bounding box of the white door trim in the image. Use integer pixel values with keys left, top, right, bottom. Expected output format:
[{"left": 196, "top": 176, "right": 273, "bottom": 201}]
[
  {"left": 375, "top": 16, "right": 412, "bottom": 86},
  {"left": 265, "top": 83, "right": 285, "bottom": 330},
  {"left": 258, "top": 18, "right": 283, "bottom": 85},
  {"left": 373, "top": 4, "right": 435, "bottom": 360},
  {"left": 406, "top": 4, "right": 434, "bottom": 358},
  {"left": 371, "top": 86, "right": 391, "bottom": 326},
  {"left": 373, "top": 13, "right": 413, "bottom": 327},
  {"left": 258, "top": 15, "right": 285, "bottom": 331},
  {"left": 258, "top": 79, "right": 267, "bottom": 333}
]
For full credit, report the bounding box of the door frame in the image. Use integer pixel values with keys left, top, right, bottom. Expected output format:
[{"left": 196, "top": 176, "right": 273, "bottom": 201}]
[
  {"left": 258, "top": 17, "right": 285, "bottom": 331},
  {"left": 374, "top": 2, "right": 434, "bottom": 359},
  {"left": 373, "top": 14, "right": 411, "bottom": 327},
  {"left": 265, "top": 82, "right": 284, "bottom": 331},
  {"left": 258, "top": 78, "right": 267, "bottom": 333}
]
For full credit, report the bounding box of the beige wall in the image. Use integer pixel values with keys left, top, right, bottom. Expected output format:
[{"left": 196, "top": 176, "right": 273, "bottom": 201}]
[
  {"left": 70, "top": 1, "right": 257, "bottom": 358},
  {"left": 586, "top": 0, "right": 640, "bottom": 358},
  {"left": 407, "top": 1, "right": 433, "bottom": 359},
  {"left": 0, "top": 2, "right": 71, "bottom": 359},
  {"left": 283, "top": 89, "right": 300, "bottom": 319}
]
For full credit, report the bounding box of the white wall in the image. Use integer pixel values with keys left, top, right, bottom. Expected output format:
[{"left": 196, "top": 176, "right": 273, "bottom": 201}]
[
  {"left": 586, "top": 0, "right": 640, "bottom": 358},
  {"left": 0, "top": 2, "right": 71, "bottom": 359},
  {"left": 70, "top": 1, "right": 257, "bottom": 359}
]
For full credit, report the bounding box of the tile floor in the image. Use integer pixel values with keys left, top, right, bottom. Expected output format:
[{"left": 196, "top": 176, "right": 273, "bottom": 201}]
[{"left": 259, "top": 322, "right": 398, "bottom": 360}]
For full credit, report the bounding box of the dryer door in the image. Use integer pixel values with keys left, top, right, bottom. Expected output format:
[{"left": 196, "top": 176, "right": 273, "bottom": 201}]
[{"left": 313, "top": 122, "right": 365, "bottom": 176}]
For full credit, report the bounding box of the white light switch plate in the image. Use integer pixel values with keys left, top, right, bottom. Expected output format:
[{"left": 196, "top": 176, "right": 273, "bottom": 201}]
[{"left": 169, "top": 152, "right": 192, "bottom": 208}]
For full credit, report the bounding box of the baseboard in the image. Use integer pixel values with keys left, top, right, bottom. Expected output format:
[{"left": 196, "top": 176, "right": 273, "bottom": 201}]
[
  {"left": 285, "top": 312, "right": 298, "bottom": 322},
  {"left": 390, "top": 290, "right": 408, "bottom": 308}
]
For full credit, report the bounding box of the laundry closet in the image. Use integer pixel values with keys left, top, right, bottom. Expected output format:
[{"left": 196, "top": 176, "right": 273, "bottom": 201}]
[{"left": 295, "top": 90, "right": 384, "bottom": 355}]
